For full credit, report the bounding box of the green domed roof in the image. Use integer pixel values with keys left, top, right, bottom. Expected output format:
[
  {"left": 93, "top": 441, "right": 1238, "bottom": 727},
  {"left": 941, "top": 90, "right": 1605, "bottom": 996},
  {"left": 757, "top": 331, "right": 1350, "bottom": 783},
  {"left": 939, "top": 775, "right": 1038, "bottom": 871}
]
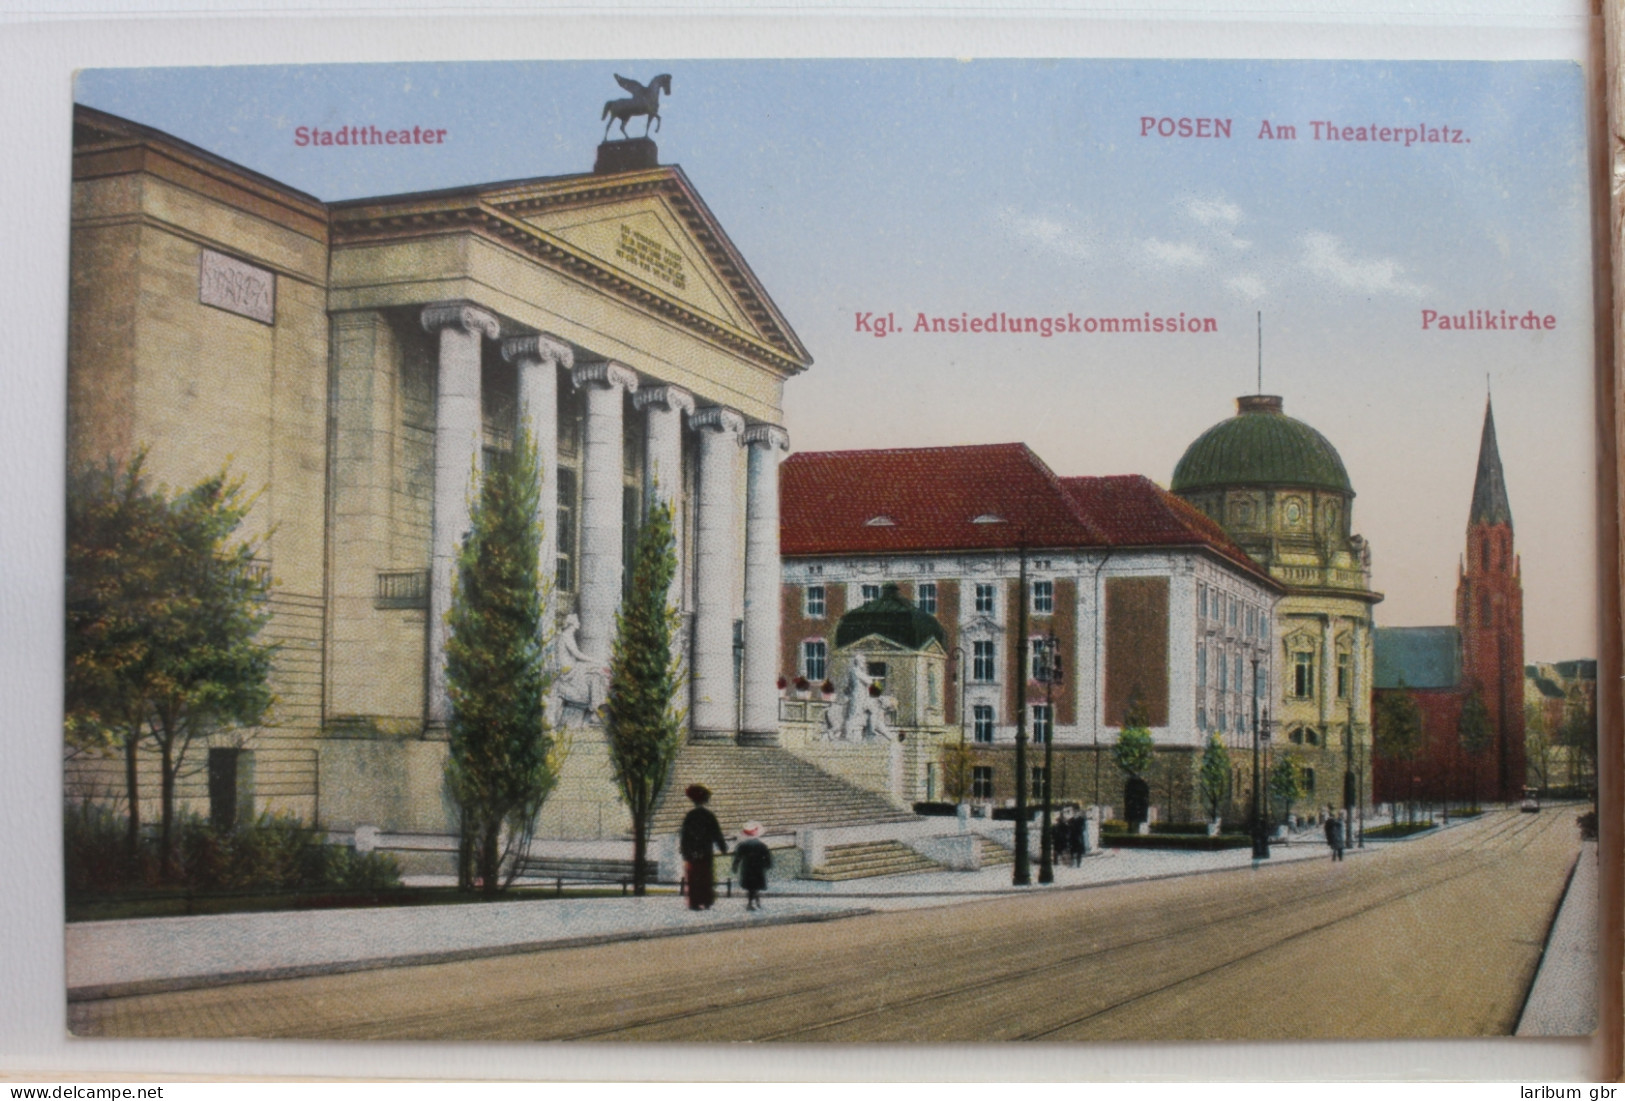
[
  {"left": 1171, "top": 395, "right": 1353, "bottom": 495},
  {"left": 835, "top": 583, "right": 947, "bottom": 651}
]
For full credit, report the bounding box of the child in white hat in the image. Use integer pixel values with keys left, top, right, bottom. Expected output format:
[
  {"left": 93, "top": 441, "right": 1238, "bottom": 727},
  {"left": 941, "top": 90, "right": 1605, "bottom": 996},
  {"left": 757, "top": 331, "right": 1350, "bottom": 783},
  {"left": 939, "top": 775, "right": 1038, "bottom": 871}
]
[{"left": 732, "top": 823, "right": 772, "bottom": 911}]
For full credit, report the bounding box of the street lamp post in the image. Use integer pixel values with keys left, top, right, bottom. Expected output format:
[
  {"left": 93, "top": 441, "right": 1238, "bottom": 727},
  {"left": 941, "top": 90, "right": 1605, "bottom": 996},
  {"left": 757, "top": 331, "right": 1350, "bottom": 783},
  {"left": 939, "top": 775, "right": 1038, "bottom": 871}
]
[
  {"left": 1012, "top": 542, "right": 1032, "bottom": 886},
  {"left": 1354, "top": 727, "right": 1366, "bottom": 847},
  {"left": 951, "top": 646, "right": 968, "bottom": 745},
  {"left": 1038, "top": 628, "right": 1061, "bottom": 884},
  {"left": 1251, "top": 655, "right": 1271, "bottom": 860}
]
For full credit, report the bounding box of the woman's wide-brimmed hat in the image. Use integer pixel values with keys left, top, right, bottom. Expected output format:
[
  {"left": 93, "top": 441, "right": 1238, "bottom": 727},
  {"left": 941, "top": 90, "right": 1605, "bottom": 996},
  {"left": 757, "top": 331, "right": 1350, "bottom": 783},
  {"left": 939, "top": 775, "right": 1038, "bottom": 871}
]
[
  {"left": 740, "top": 822, "right": 763, "bottom": 838},
  {"left": 685, "top": 784, "right": 711, "bottom": 803}
]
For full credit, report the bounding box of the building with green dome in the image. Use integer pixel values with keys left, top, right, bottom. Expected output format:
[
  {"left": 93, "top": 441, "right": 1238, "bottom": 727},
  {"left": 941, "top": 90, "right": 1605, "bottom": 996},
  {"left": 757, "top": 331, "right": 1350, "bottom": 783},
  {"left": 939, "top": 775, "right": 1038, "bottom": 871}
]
[{"left": 1172, "top": 394, "right": 1382, "bottom": 825}]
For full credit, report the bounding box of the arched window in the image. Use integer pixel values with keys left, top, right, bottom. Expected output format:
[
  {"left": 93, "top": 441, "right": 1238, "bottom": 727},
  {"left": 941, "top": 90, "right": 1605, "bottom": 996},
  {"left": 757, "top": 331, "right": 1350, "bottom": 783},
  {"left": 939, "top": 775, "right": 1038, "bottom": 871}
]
[
  {"left": 1482, "top": 538, "right": 1491, "bottom": 572},
  {"left": 1481, "top": 592, "right": 1492, "bottom": 627}
]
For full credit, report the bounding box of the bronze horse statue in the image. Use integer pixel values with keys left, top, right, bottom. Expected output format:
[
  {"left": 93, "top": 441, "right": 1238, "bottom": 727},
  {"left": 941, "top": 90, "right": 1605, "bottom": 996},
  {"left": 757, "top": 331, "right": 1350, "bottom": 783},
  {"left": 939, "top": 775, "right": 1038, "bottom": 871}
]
[{"left": 602, "top": 74, "right": 672, "bottom": 141}]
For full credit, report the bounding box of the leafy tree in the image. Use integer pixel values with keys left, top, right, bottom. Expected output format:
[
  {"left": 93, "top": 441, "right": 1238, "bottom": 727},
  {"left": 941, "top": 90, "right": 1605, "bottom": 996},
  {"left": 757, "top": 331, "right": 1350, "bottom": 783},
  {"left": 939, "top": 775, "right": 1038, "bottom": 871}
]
[
  {"left": 65, "top": 451, "right": 174, "bottom": 857},
  {"left": 1112, "top": 693, "right": 1155, "bottom": 779},
  {"left": 1557, "top": 686, "right": 1597, "bottom": 796},
  {"left": 603, "top": 496, "right": 683, "bottom": 895},
  {"left": 1198, "top": 732, "right": 1231, "bottom": 823},
  {"left": 1524, "top": 702, "right": 1551, "bottom": 794},
  {"left": 1457, "top": 685, "right": 1494, "bottom": 810},
  {"left": 940, "top": 737, "right": 976, "bottom": 804},
  {"left": 64, "top": 451, "right": 275, "bottom": 874},
  {"left": 1268, "top": 752, "right": 1305, "bottom": 821},
  {"left": 443, "top": 426, "right": 559, "bottom": 897},
  {"left": 145, "top": 472, "right": 275, "bottom": 876},
  {"left": 1374, "top": 682, "right": 1424, "bottom": 822}
]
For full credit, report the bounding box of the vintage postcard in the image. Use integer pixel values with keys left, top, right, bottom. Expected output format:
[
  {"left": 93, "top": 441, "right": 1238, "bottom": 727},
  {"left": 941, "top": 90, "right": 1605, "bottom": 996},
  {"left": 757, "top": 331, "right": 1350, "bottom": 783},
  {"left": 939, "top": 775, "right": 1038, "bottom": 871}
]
[{"left": 51, "top": 52, "right": 1605, "bottom": 1062}]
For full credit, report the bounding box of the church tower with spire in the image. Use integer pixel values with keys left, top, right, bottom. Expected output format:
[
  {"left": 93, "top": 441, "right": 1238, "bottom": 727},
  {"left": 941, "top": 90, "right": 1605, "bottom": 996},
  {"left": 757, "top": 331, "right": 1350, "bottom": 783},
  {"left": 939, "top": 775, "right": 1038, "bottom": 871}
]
[{"left": 1455, "top": 397, "right": 1525, "bottom": 800}]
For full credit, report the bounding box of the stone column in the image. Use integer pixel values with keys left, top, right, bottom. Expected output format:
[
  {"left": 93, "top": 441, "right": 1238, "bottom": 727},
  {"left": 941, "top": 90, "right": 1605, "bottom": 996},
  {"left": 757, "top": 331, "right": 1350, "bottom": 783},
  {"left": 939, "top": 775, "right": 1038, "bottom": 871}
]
[
  {"left": 689, "top": 406, "right": 745, "bottom": 741},
  {"left": 740, "top": 424, "right": 790, "bottom": 744},
  {"left": 421, "top": 302, "right": 501, "bottom": 727},
  {"left": 502, "top": 334, "right": 572, "bottom": 614},
  {"left": 571, "top": 361, "right": 638, "bottom": 662},
  {"left": 1321, "top": 614, "right": 1337, "bottom": 726},
  {"left": 633, "top": 384, "right": 695, "bottom": 613}
]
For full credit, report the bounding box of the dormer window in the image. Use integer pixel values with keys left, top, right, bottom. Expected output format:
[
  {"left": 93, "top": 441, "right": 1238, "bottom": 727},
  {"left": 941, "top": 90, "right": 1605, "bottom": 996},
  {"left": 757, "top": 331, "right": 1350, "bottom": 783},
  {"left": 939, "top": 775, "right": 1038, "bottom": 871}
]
[
  {"left": 971, "top": 513, "right": 1004, "bottom": 524},
  {"left": 866, "top": 515, "right": 896, "bottom": 527}
]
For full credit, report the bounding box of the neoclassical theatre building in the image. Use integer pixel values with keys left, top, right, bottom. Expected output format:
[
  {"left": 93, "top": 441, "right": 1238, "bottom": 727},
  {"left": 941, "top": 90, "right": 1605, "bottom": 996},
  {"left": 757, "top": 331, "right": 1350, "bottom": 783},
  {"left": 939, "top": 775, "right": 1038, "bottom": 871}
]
[{"left": 66, "top": 106, "right": 808, "bottom": 839}]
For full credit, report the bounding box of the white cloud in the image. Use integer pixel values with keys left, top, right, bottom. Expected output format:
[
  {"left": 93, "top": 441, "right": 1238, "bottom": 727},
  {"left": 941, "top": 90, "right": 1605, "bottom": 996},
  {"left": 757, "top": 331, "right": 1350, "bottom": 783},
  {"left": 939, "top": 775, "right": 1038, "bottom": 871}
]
[
  {"left": 998, "top": 207, "right": 1092, "bottom": 261},
  {"left": 1226, "top": 273, "right": 1268, "bottom": 299},
  {"left": 1300, "top": 231, "right": 1427, "bottom": 297},
  {"left": 1185, "top": 197, "right": 1242, "bottom": 229},
  {"left": 1143, "top": 237, "right": 1210, "bottom": 269}
]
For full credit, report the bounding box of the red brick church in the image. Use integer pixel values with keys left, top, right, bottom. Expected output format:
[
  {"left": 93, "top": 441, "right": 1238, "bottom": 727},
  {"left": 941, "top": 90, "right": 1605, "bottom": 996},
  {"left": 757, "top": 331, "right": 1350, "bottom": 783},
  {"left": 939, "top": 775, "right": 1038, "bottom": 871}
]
[{"left": 1372, "top": 398, "right": 1525, "bottom": 804}]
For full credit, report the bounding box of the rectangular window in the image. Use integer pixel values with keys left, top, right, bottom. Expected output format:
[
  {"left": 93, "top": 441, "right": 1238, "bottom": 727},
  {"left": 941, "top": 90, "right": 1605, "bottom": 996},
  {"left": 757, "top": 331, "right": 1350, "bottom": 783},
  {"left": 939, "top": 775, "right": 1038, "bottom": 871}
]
[
  {"left": 1293, "top": 651, "right": 1315, "bottom": 699},
  {"left": 1197, "top": 706, "right": 1207, "bottom": 731},
  {"left": 802, "top": 640, "right": 827, "bottom": 682},
  {"left": 1246, "top": 606, "right": 1255, "bottom": 636},
  {"left": 1032, "top": 579, "right": 1054, "bottom": 614},
  {"left": 860, "top": 583, "right": 882, "bottom": 604},
  {"left": 1197, "top": 644, "right": 1206, "bottom": 687},
  {"left": 1218, "top": 710, "right": 1228, "bottom": 732},
  {"left": 1030, "top": 766, "right": 1047, "bottom": 801},
  {"left": 1337, "top": 651, "right": 1351, "bottom": 699},
  {"left": 1233, "top": 654, "right": 1243, "bottom": 695},
  {"left": 1218, "top": 653, "right": 1229, "bottom": 692},
  {"left": 1199, "top": 584, "right": 1208, "bottom": 619},
  {"left": 1237, "top": 710, "right": 1247, "bottom": 735},
  {"left": 556, "top": 467, "right": 577, "bottom": 593},
  {"left": 972, "top": 766, "right": 994, "bottom": 800},
  {"left": 973, "top": 704, "right": 995, "bottom": 743},
  {"left": 975, "top": 583, "right": 996, "bottom": 614},
  {"left": 1032, "top": 704, "right": 1053, "bottom": 744},
  {"left": 1228, "top": 597, "right": 1238, "bottom": 627},
  {"left": 1030, "top": 636, "right": 1059, "bottom": 682},
  {"left": 805, "top": 584, "right": 826, "bottom": 618},
  {"left": 972, "top": 640, "right": 996, "bottom": 682},
  {"left": 917, "top": 581, "right": 937, "bottom": 615}
]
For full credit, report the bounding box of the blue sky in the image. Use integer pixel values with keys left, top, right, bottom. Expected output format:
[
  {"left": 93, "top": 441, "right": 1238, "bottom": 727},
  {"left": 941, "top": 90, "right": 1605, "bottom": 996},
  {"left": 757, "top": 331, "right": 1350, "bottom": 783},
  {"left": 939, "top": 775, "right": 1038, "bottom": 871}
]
[{"left": 76, "top": 59, "right": 1597, "bottom": 657}]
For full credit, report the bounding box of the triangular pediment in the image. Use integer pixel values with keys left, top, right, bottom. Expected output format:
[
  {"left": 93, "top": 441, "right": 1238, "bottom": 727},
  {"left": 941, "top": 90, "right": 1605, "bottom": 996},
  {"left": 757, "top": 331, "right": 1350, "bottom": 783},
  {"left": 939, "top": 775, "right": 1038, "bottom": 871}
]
[
  {"left": 837, "top": 635, "right": 912, "bottom": 655},
  {"left": 479, "top": 167, "right": 809, "bottom": 372},
  {"left": 328, "top": 164, "right": 810, "bottom": 376},
  {"left": 520, "top": 198, "right": 748, "bottom": 330}
]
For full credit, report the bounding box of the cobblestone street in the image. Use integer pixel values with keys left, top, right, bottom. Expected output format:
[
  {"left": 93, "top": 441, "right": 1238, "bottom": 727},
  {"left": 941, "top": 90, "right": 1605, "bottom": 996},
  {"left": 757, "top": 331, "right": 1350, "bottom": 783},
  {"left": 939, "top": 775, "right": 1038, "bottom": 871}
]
[{"left": 71, "top": 808, "right": 1585, "bottom": 1042}]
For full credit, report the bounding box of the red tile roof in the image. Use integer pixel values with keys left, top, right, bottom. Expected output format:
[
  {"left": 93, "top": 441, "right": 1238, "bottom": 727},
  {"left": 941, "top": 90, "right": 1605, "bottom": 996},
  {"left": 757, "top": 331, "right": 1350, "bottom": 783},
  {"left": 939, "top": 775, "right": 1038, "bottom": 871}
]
[
  {"left": 1058, "top": 475, "right": 1271, "bottom": 582},
  {"left": 780, "top": 444, "right": 1277, "bottom": 589}
]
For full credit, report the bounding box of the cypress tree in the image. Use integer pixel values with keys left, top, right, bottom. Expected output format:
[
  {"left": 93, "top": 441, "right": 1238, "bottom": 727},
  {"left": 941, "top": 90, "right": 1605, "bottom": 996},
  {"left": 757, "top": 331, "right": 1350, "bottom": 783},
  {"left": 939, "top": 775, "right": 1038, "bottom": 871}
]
[
  {"left": 444, "top": 424, "right": 558, "bottom": 896},
  {"left": 603, "top": 495, "right": 683, "bottom": 895}
]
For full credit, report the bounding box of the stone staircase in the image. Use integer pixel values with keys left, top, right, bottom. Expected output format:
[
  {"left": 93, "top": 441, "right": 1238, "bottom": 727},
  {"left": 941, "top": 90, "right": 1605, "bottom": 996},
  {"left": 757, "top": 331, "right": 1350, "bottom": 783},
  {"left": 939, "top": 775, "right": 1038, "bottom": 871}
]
[
  {"left": 806, "top": 839, "right": 942, "bottom": 881},
  {"left": 979, "top": 837, "right": 1015, "bottom": 868},
  {"left": 649, "top": 744, "right": 919, "bottom": 837}
]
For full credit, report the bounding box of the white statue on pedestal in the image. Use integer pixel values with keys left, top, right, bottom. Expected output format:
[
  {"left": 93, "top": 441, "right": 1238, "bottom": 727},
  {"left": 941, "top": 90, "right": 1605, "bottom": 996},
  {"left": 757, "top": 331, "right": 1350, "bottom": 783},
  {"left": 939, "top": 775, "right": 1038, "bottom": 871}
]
[
  {"left": 818, "top": 658, "right": 897, "bottom": 741},
  {"left": 552, "top": 613, "right": 607, "bottom": 725}
]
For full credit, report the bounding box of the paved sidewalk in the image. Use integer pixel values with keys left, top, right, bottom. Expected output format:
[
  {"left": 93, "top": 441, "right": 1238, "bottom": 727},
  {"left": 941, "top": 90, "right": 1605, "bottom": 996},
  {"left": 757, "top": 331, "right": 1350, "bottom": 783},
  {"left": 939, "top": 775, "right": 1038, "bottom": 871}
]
[
  {"left": 1516, "top": 839, "right": 1598, "bottom": 1036},
  {"left": 66, "top": 829, "right": 1370, "bottom": 1001}
]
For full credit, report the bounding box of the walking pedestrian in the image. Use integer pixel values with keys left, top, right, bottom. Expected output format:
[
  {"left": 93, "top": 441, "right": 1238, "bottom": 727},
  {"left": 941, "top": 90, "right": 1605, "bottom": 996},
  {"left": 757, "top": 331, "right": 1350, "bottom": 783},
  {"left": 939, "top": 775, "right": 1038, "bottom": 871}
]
[
  {"left": 1053, "top": 808, "right": 1073, "bottom": 868},
  {"left": 1324, "top": 808, "right": 1345, "bottom": 862},
  {"left": 1068, "top": 807, "right": 1087, "bottom": 865},
  {"left": 680, "top": 784, "right": 727, "bottom": 910},
  {"left": 732, "top": 822, "right": 772, "bottom": 911}
]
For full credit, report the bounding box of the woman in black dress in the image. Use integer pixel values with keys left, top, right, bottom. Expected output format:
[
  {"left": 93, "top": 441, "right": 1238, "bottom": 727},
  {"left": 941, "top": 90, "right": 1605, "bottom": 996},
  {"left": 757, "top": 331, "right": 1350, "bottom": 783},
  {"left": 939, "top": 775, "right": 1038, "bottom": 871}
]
[{"left": 679, "top": 784, "right": 727, "bottom": 910}]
